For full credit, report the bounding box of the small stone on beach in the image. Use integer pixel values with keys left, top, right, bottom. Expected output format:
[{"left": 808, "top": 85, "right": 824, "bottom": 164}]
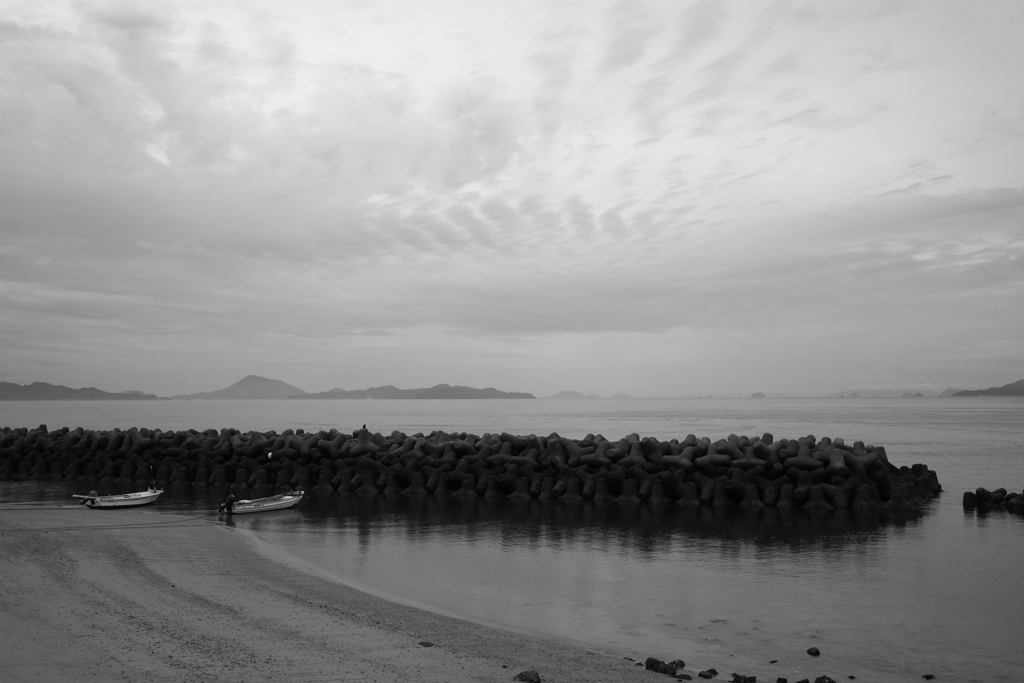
[
  {"left": 419, "top": 641, "right": 434, "bottom": 647},
  {"left": 807, "top": 647, "right": 820, "bottom": 656},
  {"left": 513, "top": 671, "right": 541, "bottom": 683}
]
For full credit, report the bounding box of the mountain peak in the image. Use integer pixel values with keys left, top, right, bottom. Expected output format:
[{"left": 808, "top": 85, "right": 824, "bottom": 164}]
[
  {"left": 547, "top": 390, "right": 588, "bottom": 399},
  {"left": 173, "top": 376, "right": 307, "bottom": 400}
]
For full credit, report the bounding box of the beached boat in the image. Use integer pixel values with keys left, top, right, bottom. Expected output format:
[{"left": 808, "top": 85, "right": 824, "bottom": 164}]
[
  {"left": 221, "top": 490, "right": 304, "bottom": 515},
  {"left": 73, "top": 487, "right": 163, "bottom": 509}
]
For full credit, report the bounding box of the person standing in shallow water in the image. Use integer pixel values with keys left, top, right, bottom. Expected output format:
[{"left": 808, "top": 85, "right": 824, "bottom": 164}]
[{"left": 219, "top": 493, "right": 235, "bottom": 514}]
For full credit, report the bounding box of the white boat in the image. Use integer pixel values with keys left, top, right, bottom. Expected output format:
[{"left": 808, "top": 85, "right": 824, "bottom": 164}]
[
  {"left": 222, "top": 490, "right": 303, "bottom": 514},
  {"left": 73, "top": 487, "right": 163, "bottom": 509}
]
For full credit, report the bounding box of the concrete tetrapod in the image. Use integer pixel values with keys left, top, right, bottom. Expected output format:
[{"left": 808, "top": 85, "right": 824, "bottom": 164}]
[{"left": 0, "top": 425, "right": 941, "bottom": 512}]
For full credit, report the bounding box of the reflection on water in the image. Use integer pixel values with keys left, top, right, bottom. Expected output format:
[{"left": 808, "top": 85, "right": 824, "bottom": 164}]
[
  {"left": 249, "top": 489, "right": 938, "bottom": 681},
  {"left": 26, "top": 479, "right": 923, "bottom": 550},
  {"left": 233, "top": 489, "right": 1020, "bottom": 683},
  {"left": 298, "top": 488, "right": 921, "bottom": 553}
]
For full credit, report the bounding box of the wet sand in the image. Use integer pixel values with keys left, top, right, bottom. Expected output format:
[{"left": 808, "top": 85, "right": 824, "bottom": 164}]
[{"left": 0, "top": 507, "right": 661, "bottom": 683}]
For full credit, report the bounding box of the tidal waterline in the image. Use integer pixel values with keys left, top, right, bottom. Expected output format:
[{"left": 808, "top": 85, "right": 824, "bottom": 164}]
[{"left": 3, "top": 397, "right": 1023, "bottom": 682}]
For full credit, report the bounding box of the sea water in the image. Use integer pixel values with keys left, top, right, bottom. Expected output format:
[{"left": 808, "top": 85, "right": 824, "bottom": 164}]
[{"left": 2, "top": 397, "right": 1023, "bottom": 682}]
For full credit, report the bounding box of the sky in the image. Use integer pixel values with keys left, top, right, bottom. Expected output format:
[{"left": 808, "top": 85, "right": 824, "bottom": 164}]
[{"left": 0, "top": 0, "right": 1022, "bottom": 398}]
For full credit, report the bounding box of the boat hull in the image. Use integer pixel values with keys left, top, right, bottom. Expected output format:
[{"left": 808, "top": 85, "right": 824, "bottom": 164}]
[
  {"left": 226, "top": 490, "right": 303, "bottom": 514},
  {"left": 74, "top": 489, "right": 163, "bottom": 509}
]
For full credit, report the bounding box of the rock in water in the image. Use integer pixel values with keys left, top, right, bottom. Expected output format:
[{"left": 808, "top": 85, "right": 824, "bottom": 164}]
[
  {"left": 807, "top": 647, "right": 821, "bottom": 656},
  {"left": 512, "top": 671, "right": 541, "bottom": 683}
]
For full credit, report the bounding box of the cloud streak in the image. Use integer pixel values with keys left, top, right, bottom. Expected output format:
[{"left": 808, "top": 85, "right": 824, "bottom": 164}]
[{"left": 0, "top": 0, "right": 1022, "bottom": 396}]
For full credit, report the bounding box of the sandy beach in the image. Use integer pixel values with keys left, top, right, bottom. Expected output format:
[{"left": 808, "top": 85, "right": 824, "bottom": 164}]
[{"left": 0, "top": 507, "right": 665, "bottom": 683}]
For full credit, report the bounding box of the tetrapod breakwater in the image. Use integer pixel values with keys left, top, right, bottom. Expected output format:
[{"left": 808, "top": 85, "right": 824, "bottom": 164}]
[
  {"left": 963, "top": 487, "right": 1024, "bottom": 513},
  {"left": 0, "top": 425, "right": 941, "bottom": 511}
]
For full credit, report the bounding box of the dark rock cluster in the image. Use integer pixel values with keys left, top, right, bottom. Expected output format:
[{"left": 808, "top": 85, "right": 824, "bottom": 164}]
[
  {"left": 641, "top": 651, "right": 906, "bottom": 683},
  {"left": 512, "top": 671, "right": 540, "bottom": 683},
  {"left": 0, "top": 425, "right": 940, "bottom": 510},
  {"left": 645, "top": 657, "right": 685, "bottom": 675},
  {"left": 963, "top": 487, "right": 1024, "bottom": 513}
]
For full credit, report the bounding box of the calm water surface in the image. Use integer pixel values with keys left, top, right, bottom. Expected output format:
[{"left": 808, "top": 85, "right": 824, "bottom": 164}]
[{"left": 3, "top": 397, "right": 1023, "bottom": 683}]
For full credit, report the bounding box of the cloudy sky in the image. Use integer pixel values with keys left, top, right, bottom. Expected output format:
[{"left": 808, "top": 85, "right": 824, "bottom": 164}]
[{"left": 1, "top": 0, "right": 1022, "bottom": 398}]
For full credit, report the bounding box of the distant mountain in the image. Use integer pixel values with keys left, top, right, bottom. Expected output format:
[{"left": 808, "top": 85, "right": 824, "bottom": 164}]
[
  {"left": 414, "top": 384, "right": 534, "bottom": 399},
  {"left": 0, "top": 381, "right": 159, "bottom": 401},
  {"left": 295, "top": 384, "right": 408, "bottom": 399},
  {"left": 1, "top": 376, "right": 535, "bottom": 400},
  {"left": 293, "top": 383, "right": 535, "bottom": 400},
  {"left": 173, "top": 375, "right": 307, "bottom": 400},
  {"left": 939, "top": 387, "right": 964, "bottom": 397},
  {"left": 953, "top": 379, "right": 1024, "bottom": 397},
  {"left": 829, "top": 388, "right": 940, "bottom": 398},
  {"left": 548, "top": 391, "right": 588, "bottom": 399},
  {"left": 750, "top": 392, "right": 766, "bottom": 398}
]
